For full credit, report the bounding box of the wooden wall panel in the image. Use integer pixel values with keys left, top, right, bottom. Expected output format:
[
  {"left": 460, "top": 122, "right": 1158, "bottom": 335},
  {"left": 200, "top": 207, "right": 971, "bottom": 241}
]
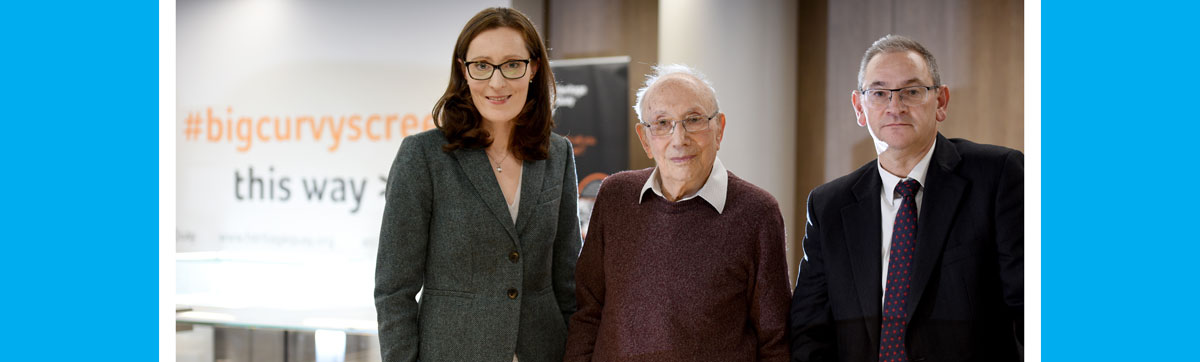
[
  {"left": 793, "top": 0, "right": 829, "bottom": 286},
  {"left": 819, "top": 0, "right": 1023, "bottom": 183},
  {"left": 546, "top": 0, "right": 658, "bottom": 171},
  {"left": 953, "top": 0, "right": 1024, "bottom": 151}
]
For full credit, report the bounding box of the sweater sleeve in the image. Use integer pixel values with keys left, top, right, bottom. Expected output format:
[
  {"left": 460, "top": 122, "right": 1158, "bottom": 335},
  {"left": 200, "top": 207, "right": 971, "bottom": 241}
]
[
  {"left": 563, "top": 179, "right": 610, "bottom": 361},
  {"left": 751, "top": 198, "right": 792, "bottom": 362}
]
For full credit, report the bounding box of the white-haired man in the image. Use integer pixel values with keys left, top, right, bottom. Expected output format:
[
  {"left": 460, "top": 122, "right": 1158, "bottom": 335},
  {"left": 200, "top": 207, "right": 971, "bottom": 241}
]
[{"left": 564, "top": 64, "right": 791, "bottom": 362}]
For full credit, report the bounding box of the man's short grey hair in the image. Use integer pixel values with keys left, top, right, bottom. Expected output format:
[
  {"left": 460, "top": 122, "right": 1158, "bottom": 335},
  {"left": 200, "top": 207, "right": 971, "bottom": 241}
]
[
  {"left": 633, "top": 64, "right": 720, "bottom": 122},
  {"left": 857, "top": 34, "right": 942, "bottom": 90}
]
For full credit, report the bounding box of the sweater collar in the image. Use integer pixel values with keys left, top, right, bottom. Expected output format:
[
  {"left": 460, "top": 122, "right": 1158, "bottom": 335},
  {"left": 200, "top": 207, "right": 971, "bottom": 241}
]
[{"left": 639, "top": 157, "right": 728, "bottom": 214}]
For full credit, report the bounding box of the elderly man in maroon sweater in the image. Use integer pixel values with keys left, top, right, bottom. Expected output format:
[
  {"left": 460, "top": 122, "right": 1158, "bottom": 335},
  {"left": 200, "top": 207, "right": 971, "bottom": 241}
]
[{"left": 563, "top": 64, "right": 792, "bottom": 362}]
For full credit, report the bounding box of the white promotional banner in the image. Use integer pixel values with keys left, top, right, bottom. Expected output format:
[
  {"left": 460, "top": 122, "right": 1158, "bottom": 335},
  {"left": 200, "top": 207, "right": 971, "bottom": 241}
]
[{"left": 176, "top": 0, "right": 507, "bottom": 320}]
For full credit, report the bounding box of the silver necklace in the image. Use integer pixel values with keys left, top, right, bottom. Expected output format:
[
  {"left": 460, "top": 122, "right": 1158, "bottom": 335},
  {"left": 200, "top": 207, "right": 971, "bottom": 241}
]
[{"left": 487, "top": 149, "right": 511, "bottom": 173}]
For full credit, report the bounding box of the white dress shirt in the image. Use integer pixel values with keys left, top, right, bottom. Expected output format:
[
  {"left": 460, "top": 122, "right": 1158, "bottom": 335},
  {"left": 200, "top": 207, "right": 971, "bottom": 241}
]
[
  {"left": 877, "top": 142, "right": 936, "bottom": 305},
  {"left": 640, "top": 157, "right": 728, "bottom": 214}
]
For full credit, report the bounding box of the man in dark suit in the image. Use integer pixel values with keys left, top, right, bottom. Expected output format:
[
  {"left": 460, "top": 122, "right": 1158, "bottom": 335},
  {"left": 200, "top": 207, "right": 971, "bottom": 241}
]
[{"left": 789, "top": 35, "right": 1023, "bottom": 362}]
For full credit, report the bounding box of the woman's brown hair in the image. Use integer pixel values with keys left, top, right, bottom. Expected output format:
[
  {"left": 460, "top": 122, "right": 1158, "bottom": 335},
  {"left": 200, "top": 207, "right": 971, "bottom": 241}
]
[{"left": 432, "top": 7, "right": 555, "bottom": 161}]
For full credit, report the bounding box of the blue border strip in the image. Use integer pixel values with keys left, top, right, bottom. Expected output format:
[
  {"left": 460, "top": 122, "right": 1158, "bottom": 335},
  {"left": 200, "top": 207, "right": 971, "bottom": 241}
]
[
  {"left": 0, "top": 2, "right": 158, "bottom": 360},
  {"left": 1044, "top": 1, "right": 1196, "bottom": 360}
]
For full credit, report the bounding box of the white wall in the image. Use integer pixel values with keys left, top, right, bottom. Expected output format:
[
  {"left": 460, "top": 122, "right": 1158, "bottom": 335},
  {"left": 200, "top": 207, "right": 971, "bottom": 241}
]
[
  {"left": 659, "top": 0, "right": 799, "bottom": 258},
  {"left": 176, "top": 0, "right": 507, "bottom": 312}
]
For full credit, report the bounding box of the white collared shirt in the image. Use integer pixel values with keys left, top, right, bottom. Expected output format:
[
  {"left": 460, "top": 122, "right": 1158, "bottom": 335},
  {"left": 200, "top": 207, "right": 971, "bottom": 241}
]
[
  {"left": 877, "top": 141, "right": 936, "bottom": 305},
  {"left": 639, "top": 157, "right": 728, "bottom": 214}
]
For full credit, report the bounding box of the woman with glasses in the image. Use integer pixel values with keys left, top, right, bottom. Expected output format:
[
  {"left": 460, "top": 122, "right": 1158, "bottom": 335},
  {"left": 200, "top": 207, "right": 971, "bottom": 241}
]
[{"left": 374, "top": 7, "right": 581, "bottom": 362}]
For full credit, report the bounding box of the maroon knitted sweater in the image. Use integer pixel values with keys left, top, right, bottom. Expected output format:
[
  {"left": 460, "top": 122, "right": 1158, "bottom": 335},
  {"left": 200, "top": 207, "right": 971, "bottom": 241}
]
[{"left": 564, "top": 168, "right": 791, "bottom": 362}]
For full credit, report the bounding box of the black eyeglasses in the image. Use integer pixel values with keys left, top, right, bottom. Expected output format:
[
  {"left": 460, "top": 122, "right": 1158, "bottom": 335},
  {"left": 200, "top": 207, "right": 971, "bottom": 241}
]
[
  {"left": 640, "top": 110, "right": 720, "bottom": 137},
  {"left": 461, "top": 59, "right": 531, "bottom": 80},
  {"left": 859, "top": 85, "right": 939, "bottom": 107}
]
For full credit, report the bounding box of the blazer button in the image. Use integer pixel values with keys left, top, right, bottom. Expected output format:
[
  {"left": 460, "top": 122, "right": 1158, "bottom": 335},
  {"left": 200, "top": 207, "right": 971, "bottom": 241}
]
[
  {"left": 507, "top": 288, "right": 519, "bottom": 299},
  {"left": 508, "top": 251, "right": 520, "bottom": 263}
]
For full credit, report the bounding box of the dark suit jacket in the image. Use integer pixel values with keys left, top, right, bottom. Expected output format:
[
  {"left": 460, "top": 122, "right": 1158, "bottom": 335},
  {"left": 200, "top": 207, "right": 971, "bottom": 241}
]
[
  {"left": 790, "top": 134, "right": 1023, "bottom": 362},
  {"left": 374, "top": 129, "right": 582, "bottom": 362}
]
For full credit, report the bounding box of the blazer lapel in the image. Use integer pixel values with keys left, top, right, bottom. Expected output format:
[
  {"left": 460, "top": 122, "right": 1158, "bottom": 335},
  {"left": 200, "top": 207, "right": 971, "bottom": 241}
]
[
  {"left": 906, "top": 134, "right": 966, "bottom": 321},
  {"left": 454, "top": 148, "right": 521, "bottom": 246},
  {"left": 841, "top": 162, "right": 883, "bottom": 348},
  {"left": 514, "top": 157, "right": 547, "bottom": 245}
]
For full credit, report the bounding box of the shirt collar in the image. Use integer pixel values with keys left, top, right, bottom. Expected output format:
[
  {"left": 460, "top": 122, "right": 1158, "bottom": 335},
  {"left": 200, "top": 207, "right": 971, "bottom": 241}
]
[
  {"left": 640, "top": 157, "right": 728, "bottom": 213},
  {"left": 877, "top": 141, "right": 936, "bottom": 206}
]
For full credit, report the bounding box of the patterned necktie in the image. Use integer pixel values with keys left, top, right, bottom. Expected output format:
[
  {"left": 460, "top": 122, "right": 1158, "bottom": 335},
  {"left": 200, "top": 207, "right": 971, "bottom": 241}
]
[{"left": 880, "top": 179, "right": 920, "bottom": 362}]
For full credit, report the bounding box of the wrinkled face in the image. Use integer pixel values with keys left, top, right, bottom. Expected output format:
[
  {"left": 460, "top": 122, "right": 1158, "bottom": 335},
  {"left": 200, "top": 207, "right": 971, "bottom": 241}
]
[
  {"left": 852, "top": 50, "right": 948, "bottom": 155},
  {"left": 636, "top": 75, "right": 725, "bottom": 188},
  {"left": 464, "top": 27, "right": 537, "bottom": 126}
]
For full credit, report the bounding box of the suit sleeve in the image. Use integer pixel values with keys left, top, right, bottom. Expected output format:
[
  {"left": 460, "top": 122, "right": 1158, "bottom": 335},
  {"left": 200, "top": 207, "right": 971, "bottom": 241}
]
[
  {"left": 552, "top": 138, "right": 583, "bottom": 328},
  {"left": 563, "top": 180, "right": 609, "bottom": 362},
  {"left": 374, "top": 137, "right": 432, "bottom": 362},
  {"left": 750, "top": 200, "right": 793, "bottom": 362},
  {"left": 789, "top": 190, "right": 836, "bottom": 362},
  {"left": 993, "top": 150, "right": 1024, "bottom": 343}
]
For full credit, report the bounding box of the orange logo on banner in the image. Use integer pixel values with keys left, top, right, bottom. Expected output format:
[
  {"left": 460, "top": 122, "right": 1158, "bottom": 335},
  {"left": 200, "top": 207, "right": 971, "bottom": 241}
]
[{"left": 567, "top": 134, "right": 597, "bottom": 156}]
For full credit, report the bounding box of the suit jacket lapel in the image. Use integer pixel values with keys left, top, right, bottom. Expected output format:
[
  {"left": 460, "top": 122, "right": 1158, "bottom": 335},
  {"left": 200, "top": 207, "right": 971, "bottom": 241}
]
[
  {"left": 906, "top": 133, "right": 966, "bottom": 321},
  {"left": 514, "top": 157, "right": 546, "bottom": 246},
  {"left": 454, "top": 148, "right": 521, "bottom": 246},
  {"left": 841, "top": 162, "right": 883, "bottom": 347}
]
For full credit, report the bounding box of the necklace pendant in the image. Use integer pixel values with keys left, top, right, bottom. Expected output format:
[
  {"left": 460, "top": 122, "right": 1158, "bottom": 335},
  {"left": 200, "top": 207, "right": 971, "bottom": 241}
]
[{"left": 497, "top": 166, "right": 503, "bottom": 173}]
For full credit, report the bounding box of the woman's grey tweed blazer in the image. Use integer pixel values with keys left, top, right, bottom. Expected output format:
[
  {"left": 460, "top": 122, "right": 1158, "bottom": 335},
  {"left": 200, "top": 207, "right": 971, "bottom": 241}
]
[{"left": 375, "top": 128, "right": 581, "bottom": 362}]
